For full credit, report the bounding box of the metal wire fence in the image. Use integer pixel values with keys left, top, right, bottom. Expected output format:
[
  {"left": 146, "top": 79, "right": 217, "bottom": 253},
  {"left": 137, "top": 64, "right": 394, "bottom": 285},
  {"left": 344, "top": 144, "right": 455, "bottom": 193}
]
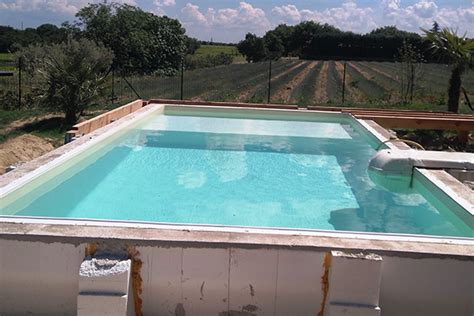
[{"left": 2, "top": 58, "right": 474, "bottom": 113}]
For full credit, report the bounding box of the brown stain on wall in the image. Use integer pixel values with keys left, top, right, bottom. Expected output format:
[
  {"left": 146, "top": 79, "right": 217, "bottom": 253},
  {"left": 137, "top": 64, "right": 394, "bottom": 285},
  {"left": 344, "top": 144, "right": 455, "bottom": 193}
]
[
  {"left": 128, "top": 245, "right": 143, "bottom": 316},
  {"left": 84, "top": 243, "right": 98, "bottom": 257},
  {"left": 317, "top": 252, "right": 332, "bottom": 316}
]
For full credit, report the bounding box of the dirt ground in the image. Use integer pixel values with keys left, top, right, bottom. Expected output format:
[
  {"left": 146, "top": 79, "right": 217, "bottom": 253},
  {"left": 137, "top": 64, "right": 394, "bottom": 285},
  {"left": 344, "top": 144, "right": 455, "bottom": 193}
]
[
  {"left": 0, "top": 134, "right": 55, "bottom": 175},
  {"left": 314, "top": 61, "right": 329, "bottom": 103},
  {"left": 274, "top": 61, "right": 318, "bottom": 103}
]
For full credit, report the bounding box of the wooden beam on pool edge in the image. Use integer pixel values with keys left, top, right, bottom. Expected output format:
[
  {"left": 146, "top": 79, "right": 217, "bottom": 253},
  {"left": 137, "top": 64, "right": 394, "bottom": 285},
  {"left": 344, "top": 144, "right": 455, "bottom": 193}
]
[{"left": 356, "top": 115, "right": 474, "bottom": 132}]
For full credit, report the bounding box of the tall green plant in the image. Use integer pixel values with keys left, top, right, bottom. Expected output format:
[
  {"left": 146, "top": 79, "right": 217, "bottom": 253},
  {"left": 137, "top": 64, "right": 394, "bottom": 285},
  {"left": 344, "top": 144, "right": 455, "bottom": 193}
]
[
  {"left": 423, "top": 27, "right": 474, "bottom": 112},
  {"left": 397, "top": 40, "right": 425, "bottom": 104},
  {"left": 19, "top": 38, "right": 113, "bottom": 124}
]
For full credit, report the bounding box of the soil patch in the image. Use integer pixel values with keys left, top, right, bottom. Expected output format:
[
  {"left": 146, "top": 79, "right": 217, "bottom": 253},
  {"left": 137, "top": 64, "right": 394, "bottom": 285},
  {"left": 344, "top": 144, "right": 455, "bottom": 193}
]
[
  {"left": 0, "top": 134, "right": 54, "bottom": 175},
  {"left": 314, "top": 62, "right": 329, "bottom": 103},
  {"left": 335, "top": 61, "right": 365, "bottom": 102},
  {"left": 236, "top": 61, "right": 304, "bottom": 102},
  {"left": 274, "top": 61, "right": 317, "bottom": 103}
]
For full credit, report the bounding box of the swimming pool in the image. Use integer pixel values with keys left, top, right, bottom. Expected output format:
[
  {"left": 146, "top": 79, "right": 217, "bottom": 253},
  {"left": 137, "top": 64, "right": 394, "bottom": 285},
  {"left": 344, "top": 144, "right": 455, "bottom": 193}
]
[{"left": 0, "top": 105, "right": 471, "bottom": 238}]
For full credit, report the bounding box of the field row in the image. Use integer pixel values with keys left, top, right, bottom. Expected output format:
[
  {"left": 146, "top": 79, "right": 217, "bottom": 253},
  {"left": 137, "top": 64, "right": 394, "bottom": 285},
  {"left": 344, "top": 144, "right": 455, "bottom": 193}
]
[
  {"left": 2, "top": 59, "right": 474, "bottom": 112},
  {"left": 125, "top": 60, "right": 473, "bottom": 112}
]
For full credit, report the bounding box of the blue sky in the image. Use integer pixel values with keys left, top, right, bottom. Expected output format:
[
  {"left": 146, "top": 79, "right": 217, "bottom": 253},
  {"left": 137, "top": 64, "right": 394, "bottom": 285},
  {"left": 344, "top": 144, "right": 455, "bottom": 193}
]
[{"left": 0, "top": 0, "right": 473, "bottom": 42}]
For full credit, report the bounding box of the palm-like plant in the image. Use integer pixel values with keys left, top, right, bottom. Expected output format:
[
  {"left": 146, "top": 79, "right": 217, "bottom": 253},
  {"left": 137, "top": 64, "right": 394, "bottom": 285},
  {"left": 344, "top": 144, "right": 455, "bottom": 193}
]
[{"left": 423, "top": 27, "right": 474, "bottom": 113}]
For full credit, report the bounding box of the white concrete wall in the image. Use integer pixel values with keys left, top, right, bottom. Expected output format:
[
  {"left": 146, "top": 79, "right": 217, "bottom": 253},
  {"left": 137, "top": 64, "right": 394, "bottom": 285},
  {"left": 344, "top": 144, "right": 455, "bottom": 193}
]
[
  {"left": 0, "top": 240, "right": 85, "bottom": 315},
  {"left": 139, "top": 247, "right": 324, "bottom": 316},
  {"left": 380, "top": 256, "right": 473, "bottom": 316},
  {"left": 0, "top": 240, "right": 472, "bottom": 316}
]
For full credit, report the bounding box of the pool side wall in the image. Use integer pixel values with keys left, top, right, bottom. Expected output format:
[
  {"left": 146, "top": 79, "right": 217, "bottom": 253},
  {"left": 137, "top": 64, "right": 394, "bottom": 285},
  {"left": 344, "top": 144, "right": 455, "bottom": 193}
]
[{"left": 0, "top": 236, "right": 472, "bottom": 315}]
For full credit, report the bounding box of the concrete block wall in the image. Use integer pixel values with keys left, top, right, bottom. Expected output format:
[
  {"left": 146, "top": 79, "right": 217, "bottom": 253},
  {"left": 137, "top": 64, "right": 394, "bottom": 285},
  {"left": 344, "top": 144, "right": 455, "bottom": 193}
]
[
  {"left": 139, "top": 247, "right": 325, "bottom": 316},
  {"left": 0, "top": 239, "right": 472, "bottom": 316},
  {"left": 0, "top": 240, "right": 86, "bottom": 314}
]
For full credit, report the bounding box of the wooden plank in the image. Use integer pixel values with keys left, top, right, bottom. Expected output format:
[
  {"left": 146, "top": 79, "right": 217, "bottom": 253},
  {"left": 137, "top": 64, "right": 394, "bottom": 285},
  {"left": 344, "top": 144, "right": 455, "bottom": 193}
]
[
  {"left": 361, "top": 115, "right": 474, "bottom": 131},
  {"left": 71, "top": 99, "right": 145, "bottom": 136},
  {"left": 149, "top": 98, "right": 298, "bottom": 110},
  {"left": 149, "top": 99, "right": 474, "bottom": 132}
]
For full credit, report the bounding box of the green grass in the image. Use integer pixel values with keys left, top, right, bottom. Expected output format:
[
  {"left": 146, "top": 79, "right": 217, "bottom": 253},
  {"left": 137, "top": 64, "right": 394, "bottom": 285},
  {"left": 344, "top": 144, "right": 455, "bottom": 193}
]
[
  {"left": 194, "top": 45, "right": 246, "bottom": 63},
  {"left": 0, "top": 53, "right": 15, "bottom": 71},
  {"left": 0, "top": 53, "right": 13, "bottom": 61},
  {"left": 0, "top": 101, "right": 128, "bottom": 145},
  {"left": 0, "top": 109, "right": 43, "bottom": 130},
  {"left": 0, "top": 109, "right": 56, "bottom": 143}
]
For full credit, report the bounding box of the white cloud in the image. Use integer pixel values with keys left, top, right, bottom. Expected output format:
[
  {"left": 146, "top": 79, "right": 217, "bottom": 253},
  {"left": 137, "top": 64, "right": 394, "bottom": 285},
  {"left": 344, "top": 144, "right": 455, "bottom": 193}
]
[
  {"left": 381, "top": 0, "right": 474, "bottom": 33},
  {"left": 181, "top": 1, "right": 270, "bottom": 34},
  {"left": 271, "top": 4, "right": 301, "bottom": 24},
  {"left": 271, "top": 0, "right": 474, "bottom": 35},
  {"left": 153, "top": 0, "right": 175, "bottom": 16},
  {"left": 154, "top": 0, "right": 175, "bottom": 7},
  {"left": 272, "top": 1, "right": 377, "bottom": 34},
  {"left": 181, "top": 3, "right": 209, "bottom": 26},
  {"left": 0, "top": 0, "right": 137, "bottom": 15}
]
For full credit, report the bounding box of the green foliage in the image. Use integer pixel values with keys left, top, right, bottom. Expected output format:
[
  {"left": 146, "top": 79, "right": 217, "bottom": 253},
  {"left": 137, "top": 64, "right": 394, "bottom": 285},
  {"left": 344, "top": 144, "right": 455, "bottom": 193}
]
[
  {"left": 185, "top": 53, "right": 233, "bottom": 70},
  {"left": 185, "top": 36, "right": 201, "bottom": 55},
  {"left": 423, "top": 27, "right": 474, "bottom": 112},
  {"left": 0, "top": 24, "right": 73, "bottom": 53},
  {"left": 76, "top": 3, "right": 186, "bottom": 75},
  {"left": 195, "top": 45, "right": 238, "bottom": 56},
  {"left": 264, "top": 32, "right": 284, "bottom": 60},
  {"left": 18, "top": 38, "right": 113, "bottom": 124},
  {"left": 397, "top": 40, "right": 425, "bottom": 103},
  {"left": 237, "top": 33, "right": 267, "bottom": 63},
  {"left": 237, "top": 22, "right": 430, "bottom": 62}
]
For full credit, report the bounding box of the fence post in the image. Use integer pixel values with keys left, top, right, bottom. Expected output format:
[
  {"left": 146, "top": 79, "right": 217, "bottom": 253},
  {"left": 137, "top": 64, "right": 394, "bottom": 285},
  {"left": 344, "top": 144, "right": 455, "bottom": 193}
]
[
  {"left": 111, "top": 67, "right": 115, "bottom": 103},
  {"left": 18, "top": 56, "right": 22, "bottom": 108},
  {"left": 180, "top": 59, "right": 184, "bottom": 100},
  {"left": 267, "top": 59, "right": 272, "bottom": 104},
  {"left": 342, "top": 62, "right": 347, "bottom": 105}
]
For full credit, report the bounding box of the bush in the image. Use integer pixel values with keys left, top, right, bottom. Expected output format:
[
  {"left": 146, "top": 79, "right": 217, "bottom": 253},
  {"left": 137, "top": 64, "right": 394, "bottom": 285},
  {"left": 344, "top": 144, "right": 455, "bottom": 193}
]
[
  {"left": 18, "top": 38, "right": 113, "bottom": 124},
  {"left": 185, "top": 53, "right": 233, "bottom": 70}
]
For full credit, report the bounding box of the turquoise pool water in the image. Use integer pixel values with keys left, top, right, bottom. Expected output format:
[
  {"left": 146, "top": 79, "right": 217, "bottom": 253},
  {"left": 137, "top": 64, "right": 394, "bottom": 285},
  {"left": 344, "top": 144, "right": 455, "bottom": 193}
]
[{"left": 1, "top": 114, "right": 471, "bottom": 237}]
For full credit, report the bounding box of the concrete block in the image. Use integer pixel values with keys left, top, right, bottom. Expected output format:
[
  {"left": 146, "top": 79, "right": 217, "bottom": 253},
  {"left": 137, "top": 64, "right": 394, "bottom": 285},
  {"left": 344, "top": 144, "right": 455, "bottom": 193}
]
[
  {"left": 182, "top": 248, "right": 229, "bottom": 315},
  {"left": 78, "top": 294, "right": 128, "bottom": 315},
  {"left": 328, "top": 251, "right": 382, "bottom": 307},
  {"left": 77, "top": 256, "right": 134, "bottom": 316},
  {"left": 328, "top": 303, "right": 381, "bottom": 316},
  {"left": 79, "top": 258, "right": 131, "bottom": 294},
  {"left": 140, "top": 247, "right": 183, "bottom": 314},
  {"left": 275, "top": 250, "right": 324, "bottom": 316},
  {"left": 229, "top": 248, "right": 278, "bottom": 315}
]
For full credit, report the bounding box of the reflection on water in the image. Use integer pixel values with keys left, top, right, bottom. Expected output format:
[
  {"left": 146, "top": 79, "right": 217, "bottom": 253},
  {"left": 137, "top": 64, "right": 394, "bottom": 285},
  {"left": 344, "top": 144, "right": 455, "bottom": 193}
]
[{"left": 3, "top": 127, "right": 470, "bottom": 237}]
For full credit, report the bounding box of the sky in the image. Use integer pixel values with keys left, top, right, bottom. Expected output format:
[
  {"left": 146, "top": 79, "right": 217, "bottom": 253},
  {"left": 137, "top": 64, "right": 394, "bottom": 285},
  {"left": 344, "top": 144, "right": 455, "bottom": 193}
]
[{"left": 0, "top": 0, "right": 473, "bottom": 43}]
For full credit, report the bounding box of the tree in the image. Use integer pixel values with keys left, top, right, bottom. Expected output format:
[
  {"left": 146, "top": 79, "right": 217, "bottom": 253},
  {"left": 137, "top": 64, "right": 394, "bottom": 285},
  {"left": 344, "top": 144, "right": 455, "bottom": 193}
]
[
  {"left": 398, "top": 40, "right": 425, "bottom": 104},
  {"left": 185, "top": 36, "right": 201, "bottom": 55},
  {"left": 266, "top": 24, "right": 294, "bottom": 56},
  {"left": 264, "top": 32, "right": 284, "bottom": 60},
  {"left": 431, "top": 21, "right": 441, "bottom": 34},
  {"left": 423, "top": 27, "right": 474, "bottom": 112},
  {"left": 18, "top": 38, "right": 113, "bottom": 124},
  {"left": 237, "top": 33, "right": 267, "bottom": 63},
  {"left": 76, "top": 3, "right": 186, "bottom": 75}
]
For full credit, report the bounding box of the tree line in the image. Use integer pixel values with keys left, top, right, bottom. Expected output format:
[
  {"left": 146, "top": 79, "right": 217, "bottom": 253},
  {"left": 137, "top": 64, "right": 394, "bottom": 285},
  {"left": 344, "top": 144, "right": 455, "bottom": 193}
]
[
  {"left": 0, "top": 3, "right": 201, "bottom": 76},
  {"left": 0, "top": 2, "right": 203, "bottom": 124},
  {"left": 237, "top": 22, "right": 447, "bottom": 63}
]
